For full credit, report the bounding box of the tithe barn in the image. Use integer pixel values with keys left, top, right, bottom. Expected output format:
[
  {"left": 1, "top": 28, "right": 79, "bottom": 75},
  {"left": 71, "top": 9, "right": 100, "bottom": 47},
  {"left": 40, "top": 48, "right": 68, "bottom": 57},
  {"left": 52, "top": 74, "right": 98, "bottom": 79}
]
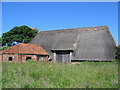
[{"left": 30, "top": 26, "right": 116, "bottom": 63}]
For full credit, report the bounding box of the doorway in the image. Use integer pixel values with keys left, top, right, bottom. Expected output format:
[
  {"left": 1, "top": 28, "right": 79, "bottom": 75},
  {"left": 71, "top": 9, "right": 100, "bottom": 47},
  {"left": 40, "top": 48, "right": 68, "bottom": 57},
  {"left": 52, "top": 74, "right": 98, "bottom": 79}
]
[{"left": 56, "top": 51, "right": 71, "bottom": 64}]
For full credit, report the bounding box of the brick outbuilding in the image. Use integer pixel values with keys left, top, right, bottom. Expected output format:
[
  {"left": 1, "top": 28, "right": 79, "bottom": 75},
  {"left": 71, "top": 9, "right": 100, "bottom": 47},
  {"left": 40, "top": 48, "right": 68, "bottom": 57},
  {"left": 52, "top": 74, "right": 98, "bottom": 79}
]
[{"left": 0, "top": 43, "right": 49, "bottom": 62}]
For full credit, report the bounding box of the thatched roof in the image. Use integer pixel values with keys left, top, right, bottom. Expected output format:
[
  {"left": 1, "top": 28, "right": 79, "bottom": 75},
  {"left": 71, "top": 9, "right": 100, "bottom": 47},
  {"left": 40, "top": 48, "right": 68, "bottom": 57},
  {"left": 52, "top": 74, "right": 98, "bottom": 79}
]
[{"left": 30, "top": 26, "right": 116, "bottom": 61}]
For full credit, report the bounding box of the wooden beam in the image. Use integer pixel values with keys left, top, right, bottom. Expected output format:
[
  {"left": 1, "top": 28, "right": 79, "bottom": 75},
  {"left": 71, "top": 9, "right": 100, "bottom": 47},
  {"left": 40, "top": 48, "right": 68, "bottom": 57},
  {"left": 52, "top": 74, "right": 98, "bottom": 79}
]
[
  {"left": 70, "top": 52, "right": 72, "bottom": 62},
  {"left": 53, "top": 52, "right": 56, "bottom": 62}
]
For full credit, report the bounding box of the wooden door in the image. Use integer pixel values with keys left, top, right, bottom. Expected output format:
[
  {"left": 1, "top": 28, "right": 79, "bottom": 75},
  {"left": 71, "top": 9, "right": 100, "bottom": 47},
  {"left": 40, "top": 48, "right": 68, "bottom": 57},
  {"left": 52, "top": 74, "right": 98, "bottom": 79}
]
[
  {"left": 56, "top": 51, "right": 70, "bottom": 63},
  {"left": 56, "top": 54, "right": 62, "bottom": 63},
  {"left": 62, "top": 54, "right": 70, "bottom": 64}
]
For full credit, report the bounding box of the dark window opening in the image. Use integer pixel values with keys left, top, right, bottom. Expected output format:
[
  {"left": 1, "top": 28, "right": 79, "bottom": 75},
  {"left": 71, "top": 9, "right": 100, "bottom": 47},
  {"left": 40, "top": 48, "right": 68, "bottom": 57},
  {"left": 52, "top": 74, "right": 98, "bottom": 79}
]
[
  {"left": 49, "top": 59, "right": 52, "bottom": 61},
  {"left": 9, "top": 57, "right": 13, "bottom": 61},
  {"left": 26, "top": 57, "right": 31, "bottom": 61}
]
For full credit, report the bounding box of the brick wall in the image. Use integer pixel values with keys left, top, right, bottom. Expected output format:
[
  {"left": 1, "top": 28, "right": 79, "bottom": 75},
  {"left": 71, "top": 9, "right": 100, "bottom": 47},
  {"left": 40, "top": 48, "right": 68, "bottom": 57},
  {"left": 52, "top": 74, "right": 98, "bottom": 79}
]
[
  {"left": 21, "top": 55, "right": 37, "bottom": 61},
  {"left": 0, "top": 54, "right": 49, "bottom": 62},
  {"left": 0, "top": 54, "right": 2, "bottom": 62},
  {"left": 38, "top": 56, "right": 49, "bottom": 62},
  {"left": 2, "top": 54, "right": 19, "bottom": 62}
]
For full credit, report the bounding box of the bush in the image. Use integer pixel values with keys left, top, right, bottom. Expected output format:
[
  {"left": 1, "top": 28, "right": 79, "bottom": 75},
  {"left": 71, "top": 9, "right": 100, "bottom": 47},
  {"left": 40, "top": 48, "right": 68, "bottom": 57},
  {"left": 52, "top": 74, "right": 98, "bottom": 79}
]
[
  {"left": 26, "top": 59, "right": 36, "bottom": 63},
  {"left": 115, "top": 45, "right": 120, "bottom": 61}
]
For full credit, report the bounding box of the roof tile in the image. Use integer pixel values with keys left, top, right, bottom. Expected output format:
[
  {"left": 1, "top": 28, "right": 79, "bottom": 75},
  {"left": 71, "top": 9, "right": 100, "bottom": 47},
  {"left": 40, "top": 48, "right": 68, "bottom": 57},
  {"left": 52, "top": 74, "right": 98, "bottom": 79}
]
[{"left": 1, "top": 43, "right": 49, "bottom": 55}]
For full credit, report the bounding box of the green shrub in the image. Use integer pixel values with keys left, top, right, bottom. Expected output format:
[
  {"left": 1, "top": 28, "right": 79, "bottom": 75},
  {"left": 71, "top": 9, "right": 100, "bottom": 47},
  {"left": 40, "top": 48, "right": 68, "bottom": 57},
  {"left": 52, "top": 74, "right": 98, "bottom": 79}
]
[
  {"left": 0, "top": 46, "right": 10, "bottom": 51},
  {"left": 26, "top": 59, "right": 35, "bottom": 63},
  {"left": 115, "top": 45, "right": 120, "bottom": 61}
]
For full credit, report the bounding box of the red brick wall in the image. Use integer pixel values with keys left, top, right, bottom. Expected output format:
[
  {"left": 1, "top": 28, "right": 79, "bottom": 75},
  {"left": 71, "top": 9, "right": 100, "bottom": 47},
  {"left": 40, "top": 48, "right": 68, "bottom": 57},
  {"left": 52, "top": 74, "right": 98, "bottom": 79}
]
[
  {"left": 38, "top": 56, "right": 49, "bottom": 62},
  {"left": 21, "top": 55, "right": 38, "bottom": 61},
  {"left": 0, "top": 54, "right": 49, "bottom": 62},
  {"left": 0, "top": 54, "right": 3, "bottom": 62},
  {"left": 1, "top": 54, "right": 19, "bottom": 62}
]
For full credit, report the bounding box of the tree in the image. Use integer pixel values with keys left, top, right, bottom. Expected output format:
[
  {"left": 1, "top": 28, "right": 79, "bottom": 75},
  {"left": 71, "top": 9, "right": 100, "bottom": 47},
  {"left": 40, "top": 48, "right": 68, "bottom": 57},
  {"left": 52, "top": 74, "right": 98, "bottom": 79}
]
[
  {"left": 0, "top": 46, "right": 10, "bottom": 51},
  {"left": 0, "top": 37, "right": 2, "bottom": 46},
  {"left": 2, "top": 25, "right": 37, "bottom": 46},
  {"left": 115, "top": 45, "right": 120, "bottom": 60}
]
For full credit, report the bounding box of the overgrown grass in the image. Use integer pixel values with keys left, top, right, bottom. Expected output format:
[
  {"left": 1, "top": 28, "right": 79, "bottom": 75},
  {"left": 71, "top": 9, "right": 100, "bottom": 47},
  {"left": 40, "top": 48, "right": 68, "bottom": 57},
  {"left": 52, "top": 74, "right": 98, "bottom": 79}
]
[{"left": 2, "top": 61, "right": 119, "bottom": 88}]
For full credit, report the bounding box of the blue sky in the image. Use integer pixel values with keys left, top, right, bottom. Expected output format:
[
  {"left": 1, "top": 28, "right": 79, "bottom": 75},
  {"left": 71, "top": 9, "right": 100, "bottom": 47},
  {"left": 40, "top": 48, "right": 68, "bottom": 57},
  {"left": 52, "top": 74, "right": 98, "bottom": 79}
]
[{"left": 2, "top": 2, "right": 118, "bottom": 44}]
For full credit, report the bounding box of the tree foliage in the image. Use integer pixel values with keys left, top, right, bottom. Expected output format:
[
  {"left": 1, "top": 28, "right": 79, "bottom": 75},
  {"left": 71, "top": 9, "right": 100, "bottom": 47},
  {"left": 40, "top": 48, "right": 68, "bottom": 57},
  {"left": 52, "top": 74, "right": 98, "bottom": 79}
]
[
  {"left": 0, "top": 46, "right": 10, "bottom": 51},
  {"left": 0, "top": 37, "right": 2, "bottom": 46},
  {"left": 2, "top": 25, "right": 37, "bottom": 46},
  {"left": 115, "top": 45, "right": 120, "bottom": 60}
]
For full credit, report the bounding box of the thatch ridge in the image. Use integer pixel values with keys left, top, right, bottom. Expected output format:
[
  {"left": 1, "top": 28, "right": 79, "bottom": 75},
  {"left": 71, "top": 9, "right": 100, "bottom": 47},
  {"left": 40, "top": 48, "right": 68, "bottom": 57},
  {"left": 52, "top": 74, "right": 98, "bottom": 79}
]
[{"left": 39, "top": 26, "right": 108, "bottom": 33}]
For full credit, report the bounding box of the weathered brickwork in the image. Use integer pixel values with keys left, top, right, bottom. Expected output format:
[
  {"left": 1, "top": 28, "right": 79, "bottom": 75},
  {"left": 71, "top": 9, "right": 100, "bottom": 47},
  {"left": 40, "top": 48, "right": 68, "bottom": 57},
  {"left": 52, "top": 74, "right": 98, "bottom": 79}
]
[
  {"left": 0, "top": 54, "right": 48, "bottom": 62},
  {"left": 1, "top": 54, "right": 19, "bottom": 62}
]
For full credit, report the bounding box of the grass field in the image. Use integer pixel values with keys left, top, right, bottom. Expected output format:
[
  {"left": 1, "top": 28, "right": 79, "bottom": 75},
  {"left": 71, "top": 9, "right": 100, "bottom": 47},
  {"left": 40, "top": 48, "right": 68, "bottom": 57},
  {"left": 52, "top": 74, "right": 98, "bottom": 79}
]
[{"left": 1, "top": 61, "right": 119, "bottom": 88}]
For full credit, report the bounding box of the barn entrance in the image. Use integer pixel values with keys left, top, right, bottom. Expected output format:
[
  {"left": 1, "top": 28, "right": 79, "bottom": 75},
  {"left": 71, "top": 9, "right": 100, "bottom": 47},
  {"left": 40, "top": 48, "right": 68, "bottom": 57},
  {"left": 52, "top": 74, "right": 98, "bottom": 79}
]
[{"left": 52, "top": 50, "right": 73, "bottom": 64}]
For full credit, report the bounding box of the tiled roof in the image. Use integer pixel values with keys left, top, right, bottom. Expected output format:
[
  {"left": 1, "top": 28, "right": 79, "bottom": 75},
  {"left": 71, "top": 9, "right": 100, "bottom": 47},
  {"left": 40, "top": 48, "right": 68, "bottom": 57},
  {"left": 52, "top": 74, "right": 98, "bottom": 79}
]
[{"left": 1, "top": 43, "right": 49, "bottom": 55}]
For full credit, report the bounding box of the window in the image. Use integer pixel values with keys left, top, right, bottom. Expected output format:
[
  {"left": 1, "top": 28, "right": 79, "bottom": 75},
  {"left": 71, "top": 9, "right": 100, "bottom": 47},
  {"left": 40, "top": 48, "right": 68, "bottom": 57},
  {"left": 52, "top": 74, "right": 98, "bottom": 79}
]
[
  {"left": 9, "top": 57, "right": 13, "bottom": 61},
  {"left": 26, "top": 57, "right": 31, "bottom": 61}
]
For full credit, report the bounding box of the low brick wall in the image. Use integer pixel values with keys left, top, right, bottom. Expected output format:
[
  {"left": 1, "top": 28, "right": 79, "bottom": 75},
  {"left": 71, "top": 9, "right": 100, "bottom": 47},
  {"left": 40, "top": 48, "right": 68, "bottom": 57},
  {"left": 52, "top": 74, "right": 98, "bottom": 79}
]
[{"left": 0, "top": 54, "right": 49, "bottom": 62}]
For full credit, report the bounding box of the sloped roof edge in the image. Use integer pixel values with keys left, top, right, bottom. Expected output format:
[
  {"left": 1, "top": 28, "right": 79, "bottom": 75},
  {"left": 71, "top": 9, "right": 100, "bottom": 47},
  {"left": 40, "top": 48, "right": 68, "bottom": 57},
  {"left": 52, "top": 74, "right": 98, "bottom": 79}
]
[
  {"left": 1, "top": 43, "right": 49, "bottom": 55},
  {"left": 39, "top": 26, "right": 109, "bottom": 33}
]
